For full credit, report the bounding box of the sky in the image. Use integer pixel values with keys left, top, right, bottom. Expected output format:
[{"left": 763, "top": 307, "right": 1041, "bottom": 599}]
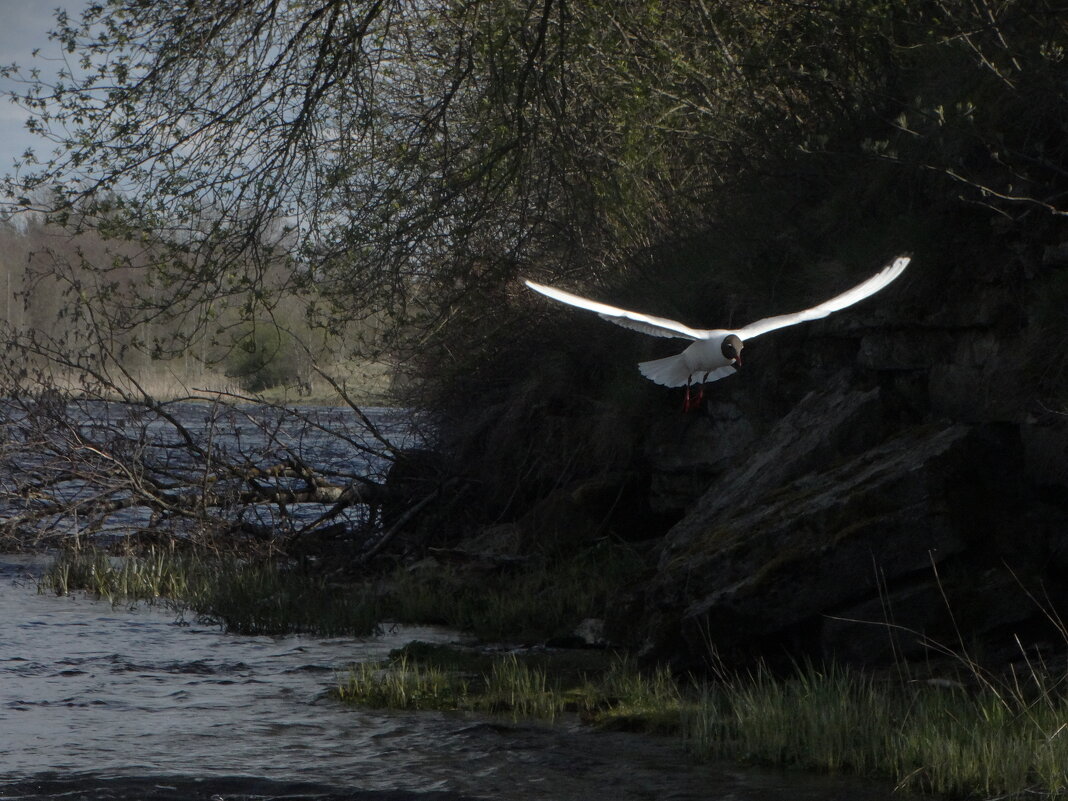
[{"left": 0, "top": 1, "right": 89, "bottom": 179}]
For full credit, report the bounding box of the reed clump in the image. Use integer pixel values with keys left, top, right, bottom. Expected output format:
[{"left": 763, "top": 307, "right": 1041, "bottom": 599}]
[
  {"left": 337, "top": 634, "right": 1068, "bottom": 799},
  {"left": 342, "top": 648, "right": 1068, "bottom": 797},
  {"left": 338, "top": 655, "right": 464, "bottom": 711},
  {"left": 41, "top": 547, "right": 380, "bottom": 636},
  {"left": 590, "top": 659, "right": 682, "bottom": 733},
  {"left": 40, "top": 537, "right": 645, "bottom": 642},
  {"left": 685, "top": 660, "right": 1068, "bottom": 800},
  {"left": 337, "top": 653, "right": 555, "bottom": 719},
  {"left": 337, "top": 650, "right": 685, "bottom": 726}
]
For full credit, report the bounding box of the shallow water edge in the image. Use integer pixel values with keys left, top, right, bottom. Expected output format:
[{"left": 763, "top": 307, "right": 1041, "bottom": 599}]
[{"left": 0, "top": 555, "right": 899, "bottom": 801}]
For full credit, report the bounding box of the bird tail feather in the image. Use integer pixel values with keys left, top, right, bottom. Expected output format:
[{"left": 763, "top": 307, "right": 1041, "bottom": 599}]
[{"left": 638, "top": 354, "right": 691, "bottom": 387}]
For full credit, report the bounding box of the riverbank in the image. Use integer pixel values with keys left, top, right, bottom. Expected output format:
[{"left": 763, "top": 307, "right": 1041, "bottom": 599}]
[
  {"left": 38, "top": 547, "right": 1068, "bottom": 800},
  {"left": 40, "top": 542, "right": 647, "bottom": 642},
  {"left": 6, "top": 552, "right": 900, "bottom": 801}
]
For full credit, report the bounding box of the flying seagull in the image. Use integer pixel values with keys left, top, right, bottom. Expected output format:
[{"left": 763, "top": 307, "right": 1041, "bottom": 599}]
[{"left": 525, "top": 255, "right": 910, "bottom": 410}]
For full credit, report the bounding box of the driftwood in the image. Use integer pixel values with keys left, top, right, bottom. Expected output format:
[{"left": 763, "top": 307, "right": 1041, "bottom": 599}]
[{"left": 4, "top": 447, "right": 449, "bottom": 559}]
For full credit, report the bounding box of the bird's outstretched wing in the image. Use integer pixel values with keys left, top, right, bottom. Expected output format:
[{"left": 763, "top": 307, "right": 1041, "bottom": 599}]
[
  {"left": 734, "top": 256, "right": 910, "bottom": 341},
  {"left": 524, "top": 279, "right": 708, "bottom": 340}
]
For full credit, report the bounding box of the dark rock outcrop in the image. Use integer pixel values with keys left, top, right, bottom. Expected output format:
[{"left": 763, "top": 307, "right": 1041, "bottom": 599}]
[
  {"left": 644, "top": 401, "right": 757, "bottom": 514},
  {"left": 633, "top": 252, "right": 1068, "bottom": 671},
  {"left": 642, "top": 420, "right": 1044, "bottom": 668}
]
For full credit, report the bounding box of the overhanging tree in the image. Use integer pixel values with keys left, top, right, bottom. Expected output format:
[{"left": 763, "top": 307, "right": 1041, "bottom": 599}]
[{"left": 0, "top": 0, "right": 1065, "bottom": 549}]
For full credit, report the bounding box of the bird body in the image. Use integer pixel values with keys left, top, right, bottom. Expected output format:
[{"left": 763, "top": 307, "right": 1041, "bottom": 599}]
[
  {"left": 524, "top": 255, "right": 910, "bottom": 407},
  {"left": 638, "top": 337, "right": 734, "bottom": 387}
]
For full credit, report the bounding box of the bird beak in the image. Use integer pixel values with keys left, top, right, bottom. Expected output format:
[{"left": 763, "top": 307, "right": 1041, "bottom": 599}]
[{"left": 734, "top": 353, "right": 742, "bottom": 368}]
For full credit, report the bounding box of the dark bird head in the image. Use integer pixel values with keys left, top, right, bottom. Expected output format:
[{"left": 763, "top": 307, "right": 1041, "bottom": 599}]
[{"left": 722, "top": 334, "right": 743, "bottom": 367}]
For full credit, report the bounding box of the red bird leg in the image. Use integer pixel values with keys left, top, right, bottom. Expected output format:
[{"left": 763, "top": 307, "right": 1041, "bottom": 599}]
[{"left": 683, "top": 378, "right": 705, "bottom": 412}]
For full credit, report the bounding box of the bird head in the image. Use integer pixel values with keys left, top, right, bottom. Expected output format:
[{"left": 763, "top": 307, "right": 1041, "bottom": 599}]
[{"left": 722, "top": 334, "right": 743, "bottom": 368}]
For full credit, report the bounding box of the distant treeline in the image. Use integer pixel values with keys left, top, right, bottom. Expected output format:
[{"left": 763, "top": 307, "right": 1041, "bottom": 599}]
[{"left": 0, "top": 216, "right": 389, "bottom": 400}]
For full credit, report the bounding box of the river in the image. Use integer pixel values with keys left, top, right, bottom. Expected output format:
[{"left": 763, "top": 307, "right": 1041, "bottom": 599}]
[{"left": 0, "top": 555, "right": 901, "bottom": 801}]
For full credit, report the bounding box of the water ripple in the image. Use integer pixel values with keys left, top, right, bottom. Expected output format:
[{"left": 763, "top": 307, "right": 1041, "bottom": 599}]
[{"left": 1, "top": 555, "right": 898, "bottom": 801}]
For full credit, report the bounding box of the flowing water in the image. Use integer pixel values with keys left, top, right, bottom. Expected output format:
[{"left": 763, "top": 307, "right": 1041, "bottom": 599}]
[{"left": 0, "top": 557, "right": 899, "bottom": 801}]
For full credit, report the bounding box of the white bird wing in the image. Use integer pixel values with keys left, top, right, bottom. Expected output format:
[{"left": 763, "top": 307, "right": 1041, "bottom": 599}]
[
  {"left": 524, "top": 279, "right": 708, "bottom": 340},
  {"left": 734, "top": 255, "right": 910, "bottom": 341}
]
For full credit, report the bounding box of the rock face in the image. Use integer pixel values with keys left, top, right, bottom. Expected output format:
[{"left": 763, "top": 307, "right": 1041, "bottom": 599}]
[
  {"left": 644, "top": 417, "right": 1046, "bottom": 668},
  {"left": 635, "top": 250, "right": 1068, "bottom": 671}
]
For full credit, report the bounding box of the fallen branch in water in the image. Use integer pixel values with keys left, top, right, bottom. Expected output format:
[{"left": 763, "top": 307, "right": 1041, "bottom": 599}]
[{"left": 0, "top": 383, "right": 405, "bottom": 551}]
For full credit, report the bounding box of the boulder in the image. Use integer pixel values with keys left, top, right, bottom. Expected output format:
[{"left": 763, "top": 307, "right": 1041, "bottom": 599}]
[
  {"left": 642, "top": 421, "right": 1031, "bottom": 670},
  {"left": 628, "top": 254, "right": 1068, "bottom": 671},
  {"left": 658, "top": 373, "right": 886, "bottom": 550}
]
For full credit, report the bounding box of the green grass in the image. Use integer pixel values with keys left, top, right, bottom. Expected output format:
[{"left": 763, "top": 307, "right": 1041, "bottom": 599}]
[
  {"left": 337, "top": 649, "right": 683, "bottom": 725},
  {"left": 39, "top": 538, "right": 645, "bottom": 641},
  {"left": 337, "top": 654, "right": 465, "bottom": 711},
  {"left": 685, "top": 661, "right": 1068, "bottom": 799},
  {"left": 591, "top": 658, "right": 682, "bottom": 732},
  {"left": 381, "top": 539, "right": 646, "bottom": 642},
  {"left": 41, "top": 547, "right": 381, "bottom": 636},
  {"left": 338, "top": 644, "right": 1068, "bottom": 799}
]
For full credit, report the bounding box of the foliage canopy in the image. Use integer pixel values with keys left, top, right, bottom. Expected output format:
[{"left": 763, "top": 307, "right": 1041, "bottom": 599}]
[{"left": 4, "top": 0, "right": 1061, "bottom": 362}]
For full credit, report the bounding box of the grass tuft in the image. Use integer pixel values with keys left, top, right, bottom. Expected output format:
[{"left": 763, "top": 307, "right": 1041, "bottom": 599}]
[
  {"left": 337, "top": 650, "right": 685, "bottom": 727},
  {"left": 337, "top": 655, "right": 465, "bottom": 711},
  {"left": 684, "top": 660, "right": 1068, "bottom": 799},
  {"left": 338, "top": 643, "right": 1068, "bottom": 799},
  {"left": 40, "top": 538, "right": 645, "bottom": 642},
  {"left": 41, "top": 547, "right": 380, "bottom": 636}
]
